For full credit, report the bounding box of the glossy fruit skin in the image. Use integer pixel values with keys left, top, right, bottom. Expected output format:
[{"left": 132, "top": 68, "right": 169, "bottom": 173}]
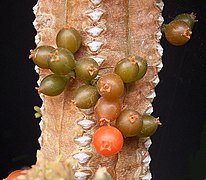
[
  {"left": 56, "top": 27, "right": 81, "bottom": 53},
  {"left": 73, "top": 85, "right": 100, "bottom": 109},
  {"left": 174, "top": 13, "right": 196, "bottom": 29},
  {"left": 114, "top": 57, "right": 139, "bottom": 83},
  {"left": 135, "top": 56, "right": 148, "bottom": 80},
  {"left": 30, "top": 46, "right": 54, "bottom": 69},
  {"left": 97, "top": 73, "right": 124, "bottom": 100},
  {"left": 39, "top": 74, "right": 67, "bottom": 96},
  {"left": 48, "top": 48, "right": 75, "bottom": 75},
  {"left": 116, "top": 109, "right": 143, "bottom": 137},
  {"left": 6, "top": 170, "right": 27, "bottom": 180},
  {"left": 93, "top": 126, "right": 124, "bottom": 156},
  {"left": 164, "top": 20, "right": 192, "bottom": 46},
  {"left": 75, "top": 57, "right": 99, "bottom": 83},
  {"left": 138, "top": 114, "right": 159, "bottom": 137},
  {"left": 95, "top": 97, "right": 121, "bottom": 122}
]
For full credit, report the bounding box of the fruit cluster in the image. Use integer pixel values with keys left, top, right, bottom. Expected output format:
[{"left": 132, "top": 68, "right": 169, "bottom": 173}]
[
  {"left": 29, "top": 27, "right": 160, "bottom": 157},
  {"left": 29, "top": 27, "right": 81, "bottom": 96},
  {"left": 162, "top": 13, "right": 197, "bottom": 46}
]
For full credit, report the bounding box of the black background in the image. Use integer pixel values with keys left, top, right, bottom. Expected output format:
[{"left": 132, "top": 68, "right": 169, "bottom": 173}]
[{"left": 0, "top": 0, "right": 205, "bottom": 179}]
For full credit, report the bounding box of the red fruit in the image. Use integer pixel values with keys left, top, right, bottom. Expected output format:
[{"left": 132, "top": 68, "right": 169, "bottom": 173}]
[
  {"left": 6, "top": 170, "right": 27, "bottom": 180},
  {"left": 93, "top": 126, "right": 124, "bottom": 156}
]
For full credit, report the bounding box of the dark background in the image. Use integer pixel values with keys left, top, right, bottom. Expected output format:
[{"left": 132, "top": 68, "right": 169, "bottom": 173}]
[{"left": 0, "top": 0, "right": 205, "bottom": 179}]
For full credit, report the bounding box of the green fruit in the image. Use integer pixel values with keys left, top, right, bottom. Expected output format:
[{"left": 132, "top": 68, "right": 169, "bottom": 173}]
[
  {"left": 174, "top": 13, "right": 196, "bottom": 29},
  {"left": 73, "top": 85, "right": 100, "bottom": 109},
  {"left": 116, "top": 109, "right": 143, "bottom": 137},
  {"left": 29, "top": 45, "right": 54, "bottom": 69},
  {"left": 164, "top": 20, "right": 192, "bottom": 46},
  {"left": 38, "top": 74, "right": 67, "bottom": 96},
  {"left": 48, "top": 48, "right": 75, "bottom": 75},
  {"left": 135, "top": 56, "right": 147, "bottom": 80},
  {"left": 56, "top": 27, "right": 81, "bottom": 53},
  {"left": 75, "top": 57, "right": 99, "bottom": 83},
  {"left": 138, "top": 114, "right": 161, "bottom": 137},
  {"left": 114, "top": 57, "right": 139, "bottom": 83}
]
